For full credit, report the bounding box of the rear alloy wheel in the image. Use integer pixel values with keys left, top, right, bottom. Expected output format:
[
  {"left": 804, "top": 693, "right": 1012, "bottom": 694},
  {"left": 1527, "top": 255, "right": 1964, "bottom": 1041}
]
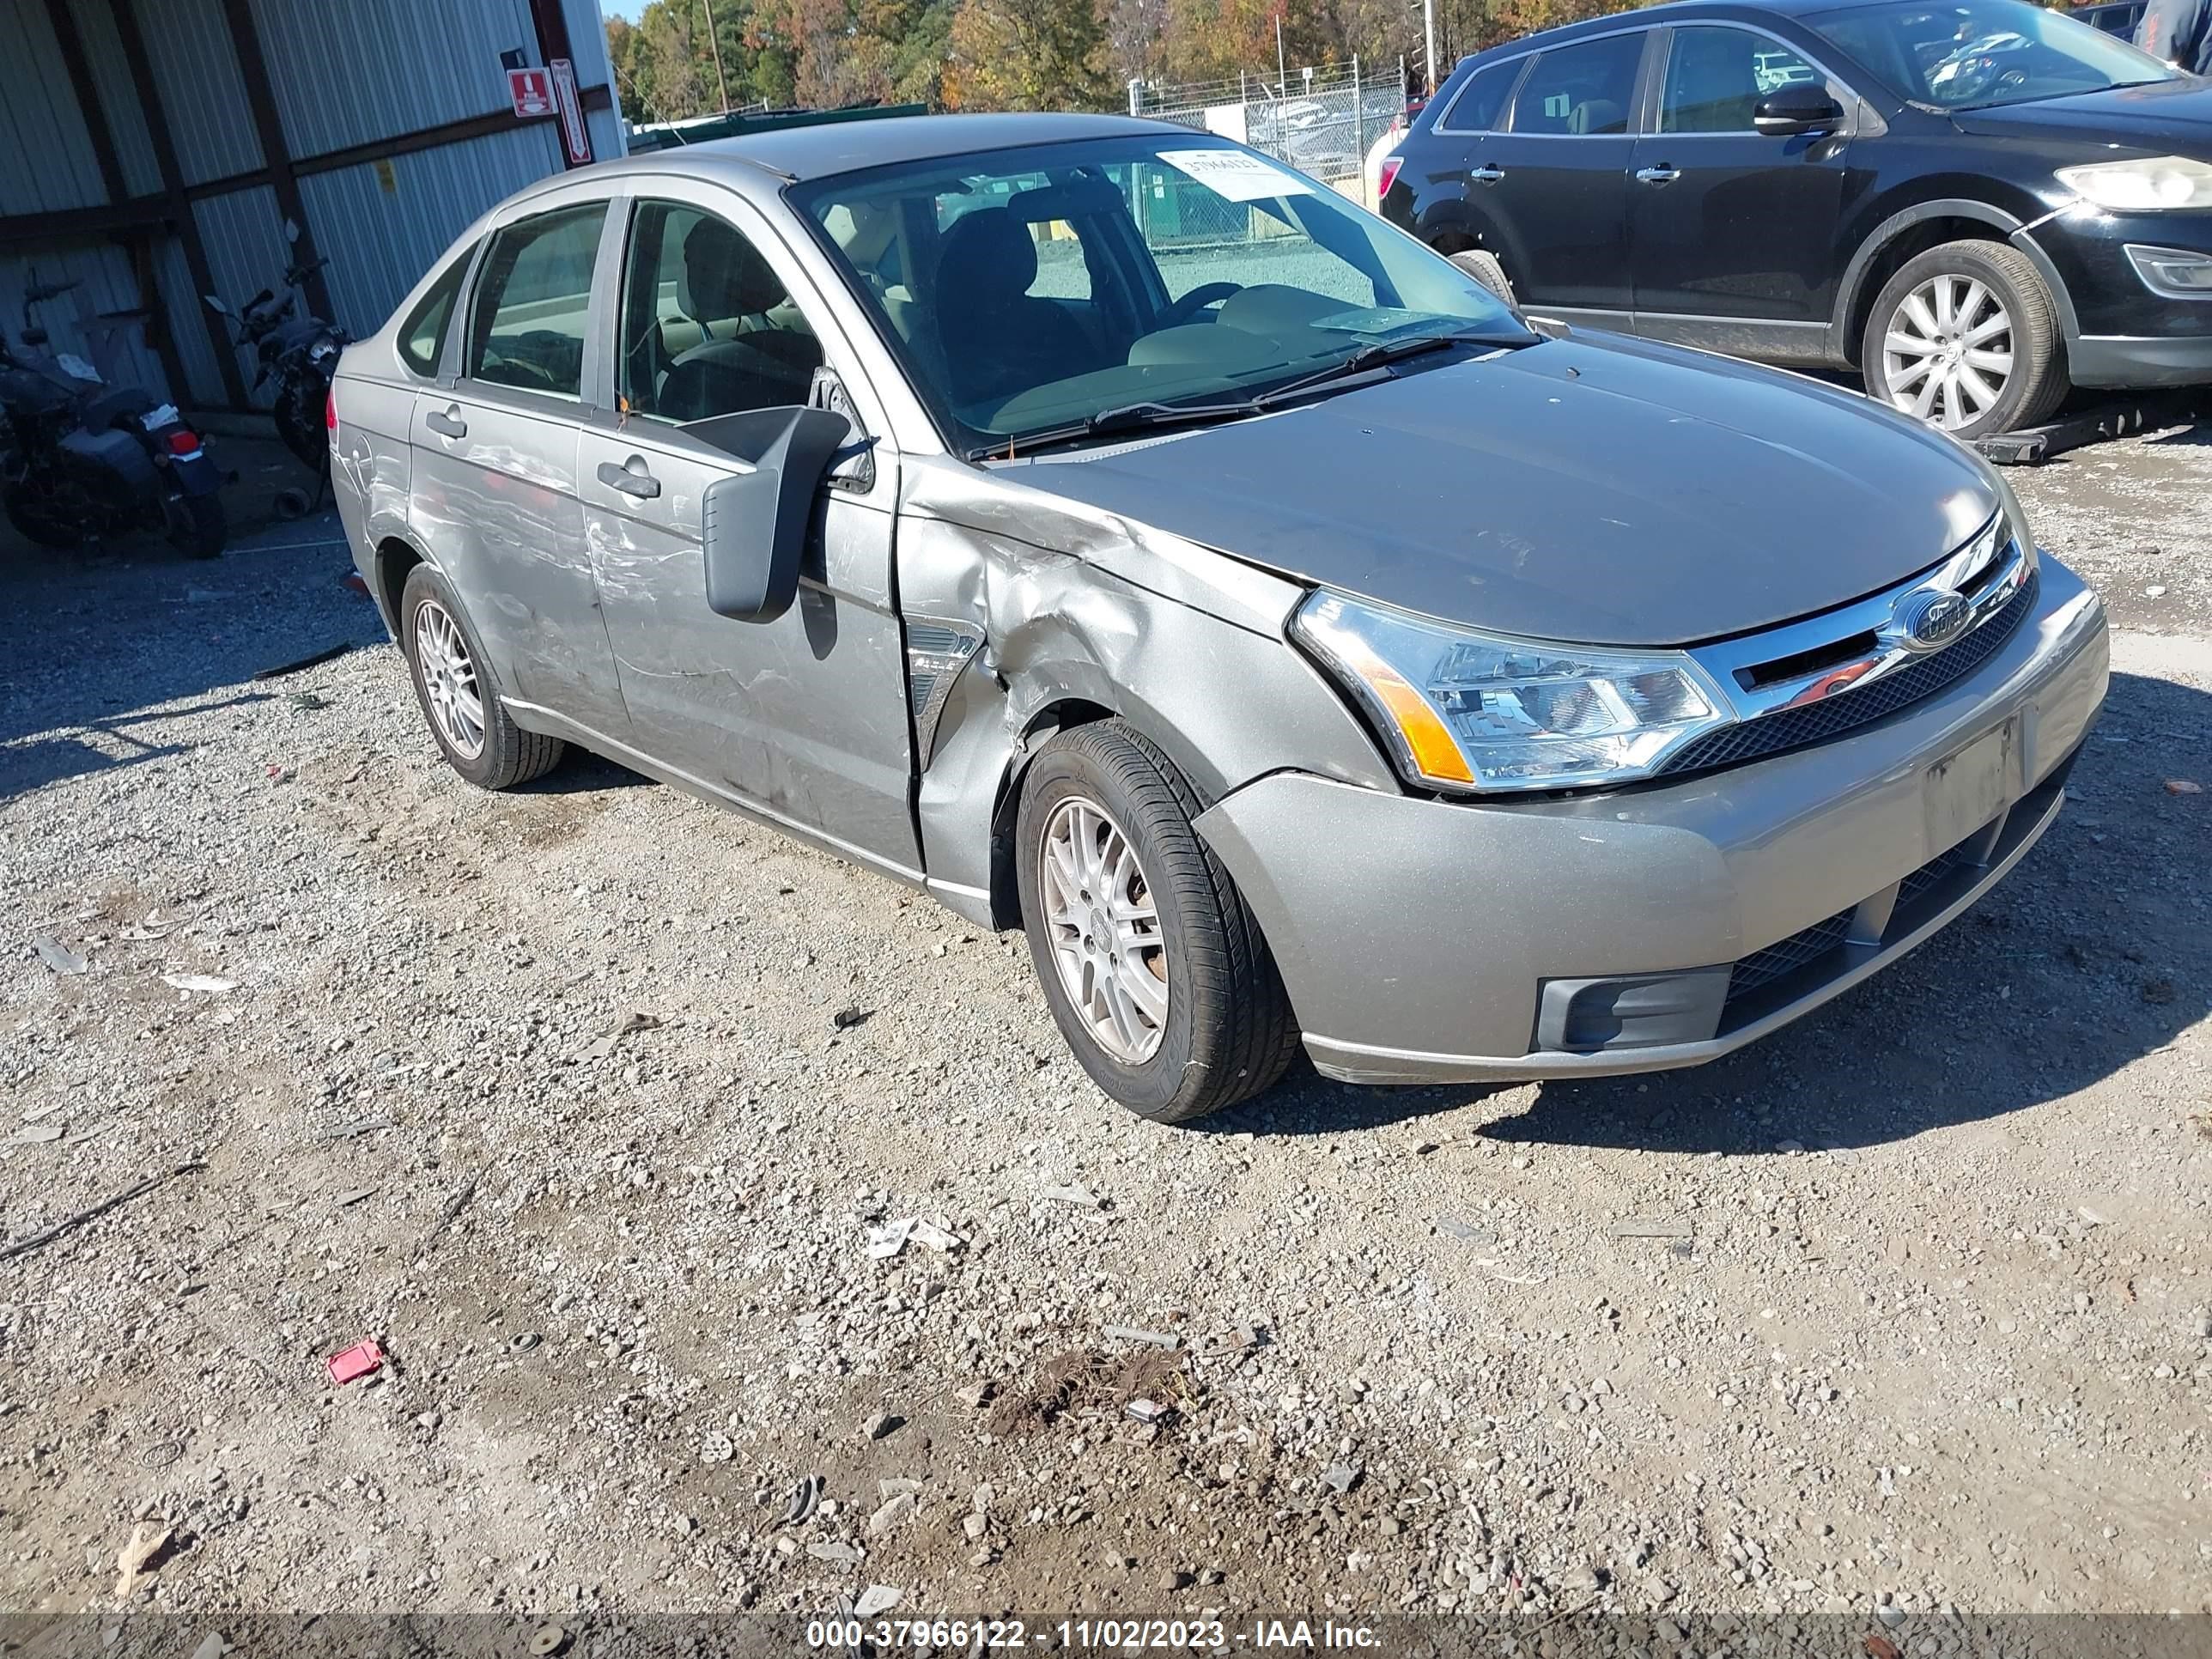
[
  {"left": 1862, "top": 240, "right": 2066, "bottom": 440},
  {"left": 398, "top": 562, "right": 563, "bottom": 790},
  {"left": 1449, "top": 248, "right": 1515, "bottom": 306}
]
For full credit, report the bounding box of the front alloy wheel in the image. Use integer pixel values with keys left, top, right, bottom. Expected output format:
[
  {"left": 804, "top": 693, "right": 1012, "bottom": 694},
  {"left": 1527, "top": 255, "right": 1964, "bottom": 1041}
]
[
  {"left": 1861, "top": 239, "right": 2068, "bottom": 441},
  {"left": 1880, "top": 274, "right": 2016, "bottom": 432},
  {"left": 1013, "top": 719, "right": 1297, "bottom": 1122},
  {"left": 1037, "top": 796, "right": 1169, "bottom": 1063}
]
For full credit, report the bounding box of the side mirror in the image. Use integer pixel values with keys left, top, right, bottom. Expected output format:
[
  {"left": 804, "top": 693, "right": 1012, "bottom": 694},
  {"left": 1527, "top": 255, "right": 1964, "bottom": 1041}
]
[
  {"left": 1753, "top": 85, "right": 1844, "bottom": 137},
  {"left": 693, "top": 406, "right": 852, "bottom": 623}
]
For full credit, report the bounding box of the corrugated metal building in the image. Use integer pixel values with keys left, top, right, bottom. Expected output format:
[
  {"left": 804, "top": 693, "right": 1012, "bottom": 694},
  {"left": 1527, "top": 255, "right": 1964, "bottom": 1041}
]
[{"left": 0, "top": 0, "right": 623, "bottom": 411}]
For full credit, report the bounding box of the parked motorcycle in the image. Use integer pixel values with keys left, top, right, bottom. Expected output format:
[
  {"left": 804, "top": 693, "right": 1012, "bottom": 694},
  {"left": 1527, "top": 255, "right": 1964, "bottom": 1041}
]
[
  {"left": 205, "top": 225, "right": 349, "bottom": 480},
  {"left": 0, "top": 274, "right": 227, "bottom": 559}
]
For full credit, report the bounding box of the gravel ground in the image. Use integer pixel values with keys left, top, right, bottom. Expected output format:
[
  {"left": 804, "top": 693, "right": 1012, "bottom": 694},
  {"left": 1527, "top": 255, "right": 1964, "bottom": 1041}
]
[{"left": 0, "top": 425, "right": 2207, "bottom": 1630}]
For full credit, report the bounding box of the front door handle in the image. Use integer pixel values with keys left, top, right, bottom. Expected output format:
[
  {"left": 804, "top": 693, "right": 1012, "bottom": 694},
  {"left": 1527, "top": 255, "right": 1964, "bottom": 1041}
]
[
  {"left": 1635, "top": 165, "right": 1681, "bottom": 185},
  {"left": 424, "top": 406, "right": 466, "bottom": 439},
  {"left": 597, "top": 458, "right": 661, "bottom": 500},
  {"left": 1469, "top": 163, "right": 1505, "bottom": 183}
]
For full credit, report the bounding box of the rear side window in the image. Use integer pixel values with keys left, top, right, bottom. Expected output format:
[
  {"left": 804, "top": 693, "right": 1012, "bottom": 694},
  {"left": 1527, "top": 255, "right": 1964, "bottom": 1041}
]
[
  {"left": 396, "top": 245, "right": 473, "bottom": 378},
  {"left": 1510, "top": 34, "right": 1645, "bottom": 134},
  {"left": 1440, "top": 58, "right": 1524, "bottom": 131},
  {"left": 468, "top": 203, "right": 607, "bottom": 399}
]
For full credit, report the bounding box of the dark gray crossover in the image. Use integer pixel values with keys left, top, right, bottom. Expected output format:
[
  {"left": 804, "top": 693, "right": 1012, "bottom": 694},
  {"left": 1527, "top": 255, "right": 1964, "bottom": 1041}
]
[{"left": 330, "top": 112, "right": 2107, "bottom": 1122}]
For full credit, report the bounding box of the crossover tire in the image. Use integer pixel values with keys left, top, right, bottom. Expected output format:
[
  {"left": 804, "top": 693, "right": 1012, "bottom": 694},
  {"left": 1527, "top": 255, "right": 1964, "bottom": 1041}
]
[
  {"left": 1861, "top": 239, "right": 2068, "bottom": 440},
  {"left": 1015, "top": 719, "right": 1298, "bottom": 1123},
  {"left": 1450, "top": 248, "right": 1515, "bottom": 306},
  {"left": 398, "top": 562, "right": 563, "bottom": 790}
]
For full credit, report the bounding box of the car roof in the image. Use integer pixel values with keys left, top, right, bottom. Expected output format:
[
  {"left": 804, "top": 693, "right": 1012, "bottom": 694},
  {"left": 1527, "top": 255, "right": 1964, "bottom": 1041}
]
[
  {"left": 592, "top": 112, "right": 1179, "bottom": 185},
  {"left": 1447, "top": 0, "right": 1901, "bottom": 68}
]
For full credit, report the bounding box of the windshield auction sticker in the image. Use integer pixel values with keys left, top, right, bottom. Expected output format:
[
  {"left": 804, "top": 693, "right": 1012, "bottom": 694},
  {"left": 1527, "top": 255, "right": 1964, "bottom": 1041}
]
[{"left": 1158, "top": 149, "right": 1315, "bottom": 202}]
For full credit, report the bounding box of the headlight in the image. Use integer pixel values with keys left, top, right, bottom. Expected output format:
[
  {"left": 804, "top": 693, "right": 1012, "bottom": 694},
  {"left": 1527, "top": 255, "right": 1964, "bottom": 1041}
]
[
  {"left": 1291, "top": 590, "right": 1735, "bottom": 794},
  {"left": 2056, "top": 155, "right": 2212, "bottom": 212}
]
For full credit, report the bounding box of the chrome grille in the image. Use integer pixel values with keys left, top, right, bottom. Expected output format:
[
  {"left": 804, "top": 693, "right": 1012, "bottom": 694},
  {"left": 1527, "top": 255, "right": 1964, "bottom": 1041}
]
[{"left": 1660, "top": 568, "right": 2038, "bottom": 779}]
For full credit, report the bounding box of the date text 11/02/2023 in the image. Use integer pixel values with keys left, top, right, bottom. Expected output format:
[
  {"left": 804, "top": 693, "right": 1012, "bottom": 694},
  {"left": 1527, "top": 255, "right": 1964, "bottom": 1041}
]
[{"left": 804, "top": 1618, "right": 1384, "bottom": 1649}]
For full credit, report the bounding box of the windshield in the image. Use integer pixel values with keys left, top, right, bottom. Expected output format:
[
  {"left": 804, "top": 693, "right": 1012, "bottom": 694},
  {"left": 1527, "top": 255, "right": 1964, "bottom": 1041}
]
[
  {"left": 1805, "top": 0, "right": 2180, "bottom": 106},
  {"left": 789, "top": 135, "right": 1527, "bottom": 455}
]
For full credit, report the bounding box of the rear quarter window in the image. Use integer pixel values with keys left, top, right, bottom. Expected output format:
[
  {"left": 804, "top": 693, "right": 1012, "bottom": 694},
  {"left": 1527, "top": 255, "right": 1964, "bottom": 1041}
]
[
  {"left": 1439, "top": 58, "right": 1526, "bottom": 131},
  {"left": 396, "top": 244, "right": 475, "bottom": 379}
]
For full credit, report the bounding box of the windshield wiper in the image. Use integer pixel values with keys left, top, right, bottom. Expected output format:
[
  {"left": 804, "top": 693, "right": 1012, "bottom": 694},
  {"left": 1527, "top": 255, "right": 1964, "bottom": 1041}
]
[
  {"left": 963, "top": 330, "right": 1522, "bottom": 461},
  {"left": 1250, "top": 330, "right": 1518, "bottom": 407},
  {"left": 967, "top": 397, "right": 1263, "bottom": 459}
]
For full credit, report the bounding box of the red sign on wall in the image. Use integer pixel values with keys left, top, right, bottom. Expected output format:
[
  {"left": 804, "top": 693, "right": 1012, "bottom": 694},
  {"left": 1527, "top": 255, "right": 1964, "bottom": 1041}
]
[
  {"left": 507, "top": 67, "right": 554, "bottom": 118},
  {"left": 549, "top": 58, "right": 592, "bottom": 166}
]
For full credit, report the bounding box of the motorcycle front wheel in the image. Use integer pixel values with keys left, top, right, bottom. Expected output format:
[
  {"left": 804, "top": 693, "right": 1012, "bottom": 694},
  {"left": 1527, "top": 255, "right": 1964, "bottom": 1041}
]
[
  {"left": 3, "top": 481, "right": 87, "bottom": 550},
  {"left": 275, "top": 385, "right": 330, "bottom": 476},
  {"left": 167, "top": 492, "right": 226, "bottom": 559}
]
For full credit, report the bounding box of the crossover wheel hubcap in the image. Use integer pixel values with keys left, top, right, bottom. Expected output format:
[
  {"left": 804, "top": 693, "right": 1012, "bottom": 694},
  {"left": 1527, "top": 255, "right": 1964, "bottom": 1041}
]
[
  {"left": 1881, "top": 274, "right": 2015, "bottom": 431},
  {"left": 1038, "top": 797, "right": 1168, "bottom": 1064},
  {"left": 413, "top": 599, "right": 486, "bottom": 759}
]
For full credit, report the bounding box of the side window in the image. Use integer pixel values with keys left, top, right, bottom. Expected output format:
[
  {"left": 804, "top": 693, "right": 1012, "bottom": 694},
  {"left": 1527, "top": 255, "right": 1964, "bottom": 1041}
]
[
  {"left": 467, "top": 202, "right": 606, "bottom": 399},
  {"left": 1662, "top": 27, "right": 1821, "bottom": 131},
  {"left": 1509, "top": 34, "right": 1645, "bottom": 135},
  {"left": 1441, "top": 58, "right": 1524, "bottom": 132},
  {"left": 397, "top": 244, "right": 473, "bottom": 378},
  {"left": 617, "top": 199, "right": 823, "bottom": 424}
]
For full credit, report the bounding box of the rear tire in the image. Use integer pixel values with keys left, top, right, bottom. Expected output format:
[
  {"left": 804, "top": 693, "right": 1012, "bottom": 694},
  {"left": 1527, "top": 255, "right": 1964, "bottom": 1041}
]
[
  {"left": 1015, "top": 719, "right": 1298, "bottom": 1123},
  {"left": 1450, "top": 248, "right": 1515, "bottom": 306},
  {"left": 168, "top": 493, "right": 226, "bottom": 559},
  {"left": 398, "top": 562, "right": 563, "bottom": 790},
  {"left": 1861, "top": 239, "right": 2067, "bottom": 440}
]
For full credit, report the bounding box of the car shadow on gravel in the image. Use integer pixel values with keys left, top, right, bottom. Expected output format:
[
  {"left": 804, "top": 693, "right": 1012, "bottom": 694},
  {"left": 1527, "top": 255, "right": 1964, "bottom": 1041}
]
[{"left": 1207, "top": 669, "right": 2209, "bottom": 1152}]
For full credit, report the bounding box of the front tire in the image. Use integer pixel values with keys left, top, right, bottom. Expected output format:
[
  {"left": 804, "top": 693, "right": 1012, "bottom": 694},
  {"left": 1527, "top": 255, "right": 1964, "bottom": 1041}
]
[
  {"left": 398, "top": 562, "right": 563, "bottom": 790},
  {"left": 1015, "top": 720, "right": 1298, "bottom": 1123},
  {"left": 1861, "top": 240, "right": 2067, "bottom": 440},
  {"left": 3, "top": 482, "right": 86, "bottom": 550}
]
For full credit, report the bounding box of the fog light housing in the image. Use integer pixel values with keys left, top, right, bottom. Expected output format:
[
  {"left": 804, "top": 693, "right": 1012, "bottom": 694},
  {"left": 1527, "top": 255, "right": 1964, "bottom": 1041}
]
[
  {"left": 2124, "top": 244, "right": 2212, "bottom": 300},
  {"left": 1534, "top": 968, "right": 1730, "bottom": 1054}
]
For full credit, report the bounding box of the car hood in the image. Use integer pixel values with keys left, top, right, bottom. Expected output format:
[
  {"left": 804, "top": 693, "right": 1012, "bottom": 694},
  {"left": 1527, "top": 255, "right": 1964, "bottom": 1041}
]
[
  {"left": 1010, "top": 331, "right": 2000, "bottom": 647},
  {"left": 1951, "top": 76, "right": 2212, "bottom": 146}
]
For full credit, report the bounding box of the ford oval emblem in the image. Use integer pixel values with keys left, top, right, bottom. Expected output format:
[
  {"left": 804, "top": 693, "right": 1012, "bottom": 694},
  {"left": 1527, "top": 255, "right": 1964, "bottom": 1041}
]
[{"left": 1896, "top": 588, "right": 1970, "bottom": 652}]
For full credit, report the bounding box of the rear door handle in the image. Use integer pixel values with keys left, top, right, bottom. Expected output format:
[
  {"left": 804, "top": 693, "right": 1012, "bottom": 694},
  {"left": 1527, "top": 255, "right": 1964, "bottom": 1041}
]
[
  {"left": 1469, "top": 163, "right": 1505, "bottom": 183},
  {"left": 423, "top": 406, "right": 466, "bottom": 439},
  {"left": 1635, "top": 165, "right": 1681, "bottom": 185},
  {"left": 597, "top": 458, "right": 661, "bottom": 500}
]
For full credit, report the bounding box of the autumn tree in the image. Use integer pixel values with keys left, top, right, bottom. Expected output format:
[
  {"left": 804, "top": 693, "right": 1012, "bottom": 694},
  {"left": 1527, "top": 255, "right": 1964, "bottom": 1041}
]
[{"left": 945, "top": 0, "right": 1115, "bottom": 108}]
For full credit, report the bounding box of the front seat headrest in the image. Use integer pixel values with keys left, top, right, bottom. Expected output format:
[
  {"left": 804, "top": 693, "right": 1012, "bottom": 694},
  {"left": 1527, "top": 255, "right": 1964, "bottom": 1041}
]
[
  {"left": 680, "top": 215, "right": 787, "bottom": 322},
  {"left": 935, "top": 209, "right": 1038, "bottom": 307}
]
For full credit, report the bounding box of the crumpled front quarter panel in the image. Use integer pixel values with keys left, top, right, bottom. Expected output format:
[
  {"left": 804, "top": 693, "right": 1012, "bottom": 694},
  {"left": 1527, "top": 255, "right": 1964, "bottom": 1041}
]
[{"left": 893, "top": 456, "right": 1397, "bottom": 923}]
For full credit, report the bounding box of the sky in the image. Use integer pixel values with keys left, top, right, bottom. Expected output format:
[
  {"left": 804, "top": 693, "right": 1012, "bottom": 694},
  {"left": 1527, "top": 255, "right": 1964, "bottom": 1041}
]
[{"left": 601, "top": 1, "right": 641, "bottom": 17}]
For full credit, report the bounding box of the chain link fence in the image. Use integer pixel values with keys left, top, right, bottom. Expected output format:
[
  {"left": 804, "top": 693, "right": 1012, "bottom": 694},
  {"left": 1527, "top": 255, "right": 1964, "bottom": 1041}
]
[{"left": 1129, "top": 60, "right": 1409, "bottom": 212}]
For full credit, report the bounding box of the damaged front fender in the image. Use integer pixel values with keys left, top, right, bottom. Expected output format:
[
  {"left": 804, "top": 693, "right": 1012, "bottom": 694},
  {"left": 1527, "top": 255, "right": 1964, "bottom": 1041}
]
[{"left": 896, "top": 455, "right": 1396, "bottom": 928}]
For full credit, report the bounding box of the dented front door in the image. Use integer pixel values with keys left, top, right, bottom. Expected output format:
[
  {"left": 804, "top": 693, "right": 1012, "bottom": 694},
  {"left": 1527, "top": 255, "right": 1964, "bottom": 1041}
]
[{"left": 579, "top": 187, "right": 917, "bottom": 877}]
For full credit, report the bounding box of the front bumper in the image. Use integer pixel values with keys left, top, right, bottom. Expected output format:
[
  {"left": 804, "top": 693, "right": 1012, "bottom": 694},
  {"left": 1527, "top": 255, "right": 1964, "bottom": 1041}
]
[
  {"left": 2028, "top": 208, "right": 2212, "bottom": 386},
  {"left": 1194, "top": 556, "right": 2108, "bottom": 1085}
]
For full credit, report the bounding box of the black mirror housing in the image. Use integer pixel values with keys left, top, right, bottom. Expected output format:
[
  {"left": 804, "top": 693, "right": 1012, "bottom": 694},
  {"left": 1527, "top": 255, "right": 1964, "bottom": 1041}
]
[
  {"left": 692, "top": 406, "right": 852, "bottom": 623},
  {"left": 1753, "top": 86, "right": 1844, "bottom": 136}
]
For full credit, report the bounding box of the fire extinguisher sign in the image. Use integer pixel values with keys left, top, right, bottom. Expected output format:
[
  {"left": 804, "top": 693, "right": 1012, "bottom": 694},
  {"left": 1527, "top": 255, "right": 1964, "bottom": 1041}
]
[{"left": 507, "top": 66, "right": 553, "bottom": 118}]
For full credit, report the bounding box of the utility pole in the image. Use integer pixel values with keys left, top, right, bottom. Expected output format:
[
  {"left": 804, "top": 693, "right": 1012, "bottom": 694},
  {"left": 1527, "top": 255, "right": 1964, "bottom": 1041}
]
[
  {"left": 701, "top": 0, "right": 732, "bottom": 113},
  {"left": 1422, "top": 0, "right": 1437, "bottom": 97},
  {"left": 1276, "top": 15, "right": 1287, "bottom": 94}
]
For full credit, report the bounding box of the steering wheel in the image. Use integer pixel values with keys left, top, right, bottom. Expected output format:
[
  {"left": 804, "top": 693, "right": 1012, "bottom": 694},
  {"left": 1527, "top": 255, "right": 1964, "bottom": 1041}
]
[{"left": 1158, "top": 282, "right": 1244, "bottom": 329}]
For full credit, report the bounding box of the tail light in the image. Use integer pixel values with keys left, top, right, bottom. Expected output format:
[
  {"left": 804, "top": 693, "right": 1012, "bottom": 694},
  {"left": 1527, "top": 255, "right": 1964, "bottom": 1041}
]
[
  {"left": 1377, "top": 155, "right": 1405, "bottom": 198},
  {"left": 325, "top": 386, "right": 338, "bottom": 433},
  {"left": 167, "top": 429, "right": 203, "bottom": 459}
]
